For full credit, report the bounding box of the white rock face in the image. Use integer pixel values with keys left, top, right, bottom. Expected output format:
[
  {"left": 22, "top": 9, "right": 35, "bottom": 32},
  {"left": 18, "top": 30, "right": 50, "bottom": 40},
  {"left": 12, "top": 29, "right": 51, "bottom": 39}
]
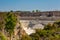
[
  {"left": 32, "top": 24, "right": 44, "bottom": 29},
  {"left": 23, "top": 27, "right": 35, "bottom": 35},
  {"left": 20, "top": 20, "right": 54, "bottom": 35},
  {"left": 20, "top": 20, "right": 30, "bottom": 28}
]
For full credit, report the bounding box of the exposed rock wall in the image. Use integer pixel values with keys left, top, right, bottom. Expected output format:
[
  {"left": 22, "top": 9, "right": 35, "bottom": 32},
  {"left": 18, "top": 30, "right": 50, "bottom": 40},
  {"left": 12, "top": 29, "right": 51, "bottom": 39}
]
[{"left": 20, "top": 20, "right": 55, "bottom": 28}]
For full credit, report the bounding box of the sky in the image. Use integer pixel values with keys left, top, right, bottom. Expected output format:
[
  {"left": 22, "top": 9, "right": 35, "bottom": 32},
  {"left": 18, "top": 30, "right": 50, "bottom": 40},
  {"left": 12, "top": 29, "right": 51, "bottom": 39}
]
[{"left": 0, "top": 0, "right": 60, "bottom": 11}]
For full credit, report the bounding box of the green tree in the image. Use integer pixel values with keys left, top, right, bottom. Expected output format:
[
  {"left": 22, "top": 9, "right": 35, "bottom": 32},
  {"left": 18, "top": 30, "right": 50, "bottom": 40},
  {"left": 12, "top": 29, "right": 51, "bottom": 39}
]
[
  {"left": 32, "top": 10, "right": 35, "bottom": 12},
  {"left": 36, "top": 10, "right": 39, "bottom": 12},
  {"left": 5, "top": 12, "right": 17, "bottom": 40}
]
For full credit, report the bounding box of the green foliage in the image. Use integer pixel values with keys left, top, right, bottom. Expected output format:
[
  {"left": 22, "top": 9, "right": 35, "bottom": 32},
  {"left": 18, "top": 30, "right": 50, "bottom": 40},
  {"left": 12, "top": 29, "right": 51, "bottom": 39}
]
[
  {"left": 5, "top": 12, "right": 17, "bottom": 34},
  {"left": 21, "top": 34, "right": 32, "bottom": 40},
  {"left": 36, "top": 10, "right": 39, "bottom": 12},
  {"left": 30, "top": 21, "right": 60, "bottom": 40},
  {"left": 36, "top": 29, "right": 47, "bottom": 37},
  {"left": 30, "top": 33, "right": 40, "bottom": 40},
  {"left": 0, "top": 32, "right": 7, "bottom": 40},
  {"left": 5, "top": 12, "right": 17, "bottom": 40},
  {"left": 54, "top": 20, "right": 60, "bottom": 27},
  {"left": 44, "top": 23, "right": 53, "bottom": 30},
  {"left": 32, "top": 10, "right": 35, "bottom": 12},
  {"left": 30, "top": 29, "right": 60, "bottom": 40},
  {"left": 0, "top": 12, "right": 60, "bottom": 40}
]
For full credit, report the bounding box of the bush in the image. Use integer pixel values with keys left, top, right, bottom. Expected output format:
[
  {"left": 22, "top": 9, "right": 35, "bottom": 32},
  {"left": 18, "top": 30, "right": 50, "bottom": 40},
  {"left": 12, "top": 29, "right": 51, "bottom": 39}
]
[
  {"left": 21, "top": 34, "right": 32, "bottom": 40},
  {"left": 0, "top": 32, "right": 7, "bottom": 40}
]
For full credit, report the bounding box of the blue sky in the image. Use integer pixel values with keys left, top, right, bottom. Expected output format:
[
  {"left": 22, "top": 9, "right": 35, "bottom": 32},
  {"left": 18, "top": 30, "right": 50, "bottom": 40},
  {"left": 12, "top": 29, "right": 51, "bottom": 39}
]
[{"left": 0, "top": 0, "right": 60, "bottom": 11}]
